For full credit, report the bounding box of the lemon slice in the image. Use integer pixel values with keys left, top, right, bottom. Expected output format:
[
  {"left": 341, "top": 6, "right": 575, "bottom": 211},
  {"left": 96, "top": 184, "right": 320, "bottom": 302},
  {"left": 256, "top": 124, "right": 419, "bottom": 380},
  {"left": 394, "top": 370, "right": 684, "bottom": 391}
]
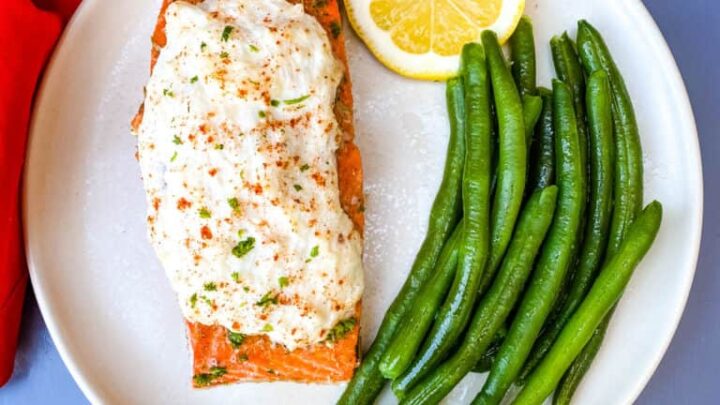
[{"left": 345, "top": 0, "right": 525, "bottom": 80}]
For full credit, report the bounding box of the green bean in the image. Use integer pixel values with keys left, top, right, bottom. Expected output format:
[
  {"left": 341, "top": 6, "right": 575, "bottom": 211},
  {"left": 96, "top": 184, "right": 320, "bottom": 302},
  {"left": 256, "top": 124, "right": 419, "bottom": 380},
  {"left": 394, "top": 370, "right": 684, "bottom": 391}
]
[
  {"left": 522, "top": 94, "right": 543, "bottom": 155},
  {"left": 337, "top": 75, "right": 467, "bottom": 405},
  {"left": 515, "top": 202, "right": 662, "bottom": 405},
  {"left": 399, "top": 186, "right": 558, "bottom": 405},
  {"left": 509, "top": 16, "right": 537, "bottom": 97},
  {"left": 551, "top": 33, "right": 588, "bottom": 171},
  {"left": 518, "top": 70, "right": 615, "bottom": 382},
  {"left": 390, "top": 43, "right": 492, "bottom": 398},
  {"left": 528, "top": 88, "right": 555, "bottom": 191},
  {"left": 473, "top": 326, "right": 508, "bottom": 373},
  {"left": 473, "top": 80, "right": 586, "bottom": 405},
  {"left": 554, "top": 20, "right": 645, "bottom": 402},
  {"left": 379, "top": 222, "right": 462, "bottom": 378},
  {"left": 481, "top": 30, "right": 527, "bottom": 292}
]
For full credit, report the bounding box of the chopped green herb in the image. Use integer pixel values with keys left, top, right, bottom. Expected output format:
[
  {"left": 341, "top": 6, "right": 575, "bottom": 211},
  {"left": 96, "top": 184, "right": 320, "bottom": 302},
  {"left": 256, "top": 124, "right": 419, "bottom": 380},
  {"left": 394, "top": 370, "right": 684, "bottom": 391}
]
[
  {"left": 200, "top": 41, "right": 207, "bottom": 51},
  {"left": 267, "top": 369, "right": 276, "bottom": 375},
  {"left": 258, "top": 111, "right": 266, "bottom": 118},
  {"left": 278, "top": 276, "right": 289, "bottom": 288},
  {"left": 313, "top": 0, "right": 328, "bottom": 8},
  {"left": 170, "top": 151, "right": 178, "bottom": 162},
  {"left": 220, "top": 51, "right": 229, "bottom": 59},
  {"left": 203, "top": 282, "right": 217, "bottom": 291},
  {"left": 189, "top": 293, "right": 198, "bottom": 308},
  {"left": 237, "top": 229, "right": 245, "bottom": 237},
  {"left": 248, "top": 79, "right": 259, "bottom": 86},
  {"left": 237, "top": 353, "right": 249, "bottom": 362},
  {"left": 310, "top": 245, "right": 320, "bottom": 258},
  {"left": 201, "top": 295, "right": 214, "bottom": 307},
  {"left": 256, "top": 292, "right": 279, "bottom": 307},
  {"left": 325, "top": 318, "right": 356, "bottom": 343},
  {"left": 221, "top": 26, "right": 234, "bottom": 42},
  {"left": 190, "top": 75, "right": 199, "bottom": 83},
  {"left": 358, "top": 204, "right": 366, "bottom": 213},
  {"left": 214, "top": 143, "right": 224, "bottom": 150},
  {"left": 243, "top": 286, "right": 250, "bottom": 292},
  {"left": 262, "top": 324, "right": 274, "bottom": 332},
  {"left": 227, "top": 329, "right": 245, "bottom": 349},
  {"left": 329, "top": 21, "right": 342, "bottom": 38},
  {"left": 193, "top": 366, "right": 227, "bottom": 387},
  {"left": 163, "top": 88, "right": 175, "bottom": 97},
  {"left": 232, "top": 237, "right": 255, "bottom": 258},
  {"left": 300, "top": 163, "right": 310, "bottom": 172},
  {"left": 293, "top": 184, "right": 303, "bottom": 191},
  {"left": 198, "top": 207, "right": 211, "bottom": 219},
  {"left": 270, "top": 99, "right": 280, "bottom": 107},
  {"left": 283, "top": 94, "right": 310, "bottom": 105},
  {"left": 249, "top": 44, "right": 259, "bottom": 52},
  {"left": 231, "top": 272, "right": 241, "bottom": 283},
  {"left": 227, "top": 197, "right": 239, "bottom": 209}
]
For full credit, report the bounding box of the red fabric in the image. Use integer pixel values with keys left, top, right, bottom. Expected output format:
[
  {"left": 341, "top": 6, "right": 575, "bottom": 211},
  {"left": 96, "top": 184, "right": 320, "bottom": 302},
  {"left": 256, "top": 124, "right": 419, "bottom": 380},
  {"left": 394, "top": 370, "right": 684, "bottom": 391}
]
[{"left": 0, "top": 0, "right": 81, "bottom": 387}]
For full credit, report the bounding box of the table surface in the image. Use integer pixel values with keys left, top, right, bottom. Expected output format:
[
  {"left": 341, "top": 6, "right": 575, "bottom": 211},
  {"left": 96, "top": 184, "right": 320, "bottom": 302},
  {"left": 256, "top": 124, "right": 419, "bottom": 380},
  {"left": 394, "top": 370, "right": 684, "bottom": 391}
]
[{"left": 2, "top": 0, "right": 718, "bottom": 403}]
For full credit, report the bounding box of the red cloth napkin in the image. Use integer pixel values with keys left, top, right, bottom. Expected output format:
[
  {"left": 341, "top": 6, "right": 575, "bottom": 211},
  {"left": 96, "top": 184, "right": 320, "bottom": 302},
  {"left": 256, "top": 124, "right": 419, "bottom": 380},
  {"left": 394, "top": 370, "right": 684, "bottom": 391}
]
[{"left": 0, "top": 0, "right": 80, "bottom": 387}]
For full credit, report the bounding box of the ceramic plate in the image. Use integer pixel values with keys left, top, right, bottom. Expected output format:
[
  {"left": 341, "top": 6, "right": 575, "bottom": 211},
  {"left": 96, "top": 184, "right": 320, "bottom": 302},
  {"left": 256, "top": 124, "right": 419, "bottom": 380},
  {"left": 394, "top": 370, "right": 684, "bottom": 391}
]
[{"left": 25, "top": 0, "right": 702, "bottom": 403}]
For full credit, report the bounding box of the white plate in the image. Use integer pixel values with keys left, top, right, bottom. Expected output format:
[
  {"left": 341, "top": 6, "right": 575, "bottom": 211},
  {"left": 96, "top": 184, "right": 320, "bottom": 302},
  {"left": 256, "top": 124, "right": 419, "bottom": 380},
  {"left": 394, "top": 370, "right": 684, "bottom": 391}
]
[{"left": 24, "top": 0, "right": 702, "bottom": 404}]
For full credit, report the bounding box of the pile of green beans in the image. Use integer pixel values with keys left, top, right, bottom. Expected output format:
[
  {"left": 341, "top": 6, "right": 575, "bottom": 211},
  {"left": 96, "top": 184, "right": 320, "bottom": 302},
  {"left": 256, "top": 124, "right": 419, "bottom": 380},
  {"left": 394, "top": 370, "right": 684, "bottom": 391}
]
[{"left": 337, "top": 17, "right": 660, "bottom": 405}]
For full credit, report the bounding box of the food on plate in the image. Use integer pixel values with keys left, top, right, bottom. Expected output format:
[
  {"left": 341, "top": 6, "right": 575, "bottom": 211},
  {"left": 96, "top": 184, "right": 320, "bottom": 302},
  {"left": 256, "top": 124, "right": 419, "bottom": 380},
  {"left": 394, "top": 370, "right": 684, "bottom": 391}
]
[
  {"left": 339, "top": 16, "right": 662, "bottom": 405},
  {"left": 131, "top": 0, "right": 365, "bottom": 386},
  {"left": 344, "top": 0, "right": 526, "bottom": 79}
]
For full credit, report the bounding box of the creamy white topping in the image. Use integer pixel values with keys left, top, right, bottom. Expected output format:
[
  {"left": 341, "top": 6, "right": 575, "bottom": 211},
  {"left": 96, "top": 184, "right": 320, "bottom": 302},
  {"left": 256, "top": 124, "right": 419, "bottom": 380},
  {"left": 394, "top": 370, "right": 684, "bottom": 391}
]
[{"left": 136, "top": 0, "right": 363, "bottom": 350}]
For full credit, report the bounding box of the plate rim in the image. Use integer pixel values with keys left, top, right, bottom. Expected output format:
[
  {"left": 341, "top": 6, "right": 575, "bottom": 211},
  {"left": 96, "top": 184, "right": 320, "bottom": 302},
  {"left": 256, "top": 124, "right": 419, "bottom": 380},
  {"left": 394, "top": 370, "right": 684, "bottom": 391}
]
[{"left": 22, "top": 0, "right": 704, "bottom": 403}]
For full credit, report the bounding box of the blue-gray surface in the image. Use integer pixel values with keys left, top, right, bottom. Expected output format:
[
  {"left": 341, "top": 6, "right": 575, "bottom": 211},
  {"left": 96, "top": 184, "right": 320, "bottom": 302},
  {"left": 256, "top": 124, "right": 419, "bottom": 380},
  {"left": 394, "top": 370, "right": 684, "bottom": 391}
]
[{"left": 1, "top": 0, "right": 718, "bottom": 404}]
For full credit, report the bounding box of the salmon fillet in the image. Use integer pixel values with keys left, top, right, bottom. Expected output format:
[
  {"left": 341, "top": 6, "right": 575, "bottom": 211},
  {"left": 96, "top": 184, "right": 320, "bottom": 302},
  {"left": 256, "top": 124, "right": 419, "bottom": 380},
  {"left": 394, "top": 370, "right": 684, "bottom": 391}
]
[{"left": 133, "top": 0, "right": 364, "bottom": 386}]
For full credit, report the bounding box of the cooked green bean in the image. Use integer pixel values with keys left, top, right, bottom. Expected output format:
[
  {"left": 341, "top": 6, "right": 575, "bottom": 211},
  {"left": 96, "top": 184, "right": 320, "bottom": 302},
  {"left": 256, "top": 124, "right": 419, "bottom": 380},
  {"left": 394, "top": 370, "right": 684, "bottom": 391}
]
[
  {"left": 473, "top": 326, "right": 508, "bottom": 373},
  {"left": 515, "top": 202, "right": 662, "bottom": 405},
  {"left": 522, "top": 94, "right": 543, "bottom": 155},
  {"left": 337, "top": 75, "right": 467, "bottom": 405},
  {"left": 519, "top": 70, "right": 614, "bottom": 381},
  {"left": 554, "top": 20, "right": 645, "bottom": 402},
  {"left": 399, "top": 186, "right": 558, "bottom": 405},
  {"left": 509, "top": 16, "right": 537, "bottom": 97},
  {"left": 391, "top": 43, "right": 492, "bottom": 398},
  {"left": 481, "top": 30, "right": 527, "bottom": 292},
  {"left": 379, "top": 222, "right": 462, "bottom": 378},
  {"left": 473, "top": 80, "right": 586, "bottom": 405},
  {"left": 528, "top": 88, "right": 555, "bottom": 191}
]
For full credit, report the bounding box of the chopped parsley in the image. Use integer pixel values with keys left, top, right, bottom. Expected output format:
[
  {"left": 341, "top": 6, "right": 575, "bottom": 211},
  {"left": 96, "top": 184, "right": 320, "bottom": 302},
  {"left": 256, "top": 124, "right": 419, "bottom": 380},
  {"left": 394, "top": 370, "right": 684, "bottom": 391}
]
[
  {"left": 232, "top": 237, "right": 255, "bottom": 258},
  {"left": 220, "top": 51, "right": 229, "bottom": 59},
  {"left": 325, "top": 318, "right": 356, "bottom": 343},
  {"left": 256, "top": 292, "right": 279, "bottom": 307},
  {"left": 198, "top": 207, "right": 211, "bottom": 219},
  {"left": 293, "top": 184, "right": 303, "bottom": 191},
  {"left": 190, "top": 75, "right": 199, "bottom": 84},
  {"left": 227, "top": 197, "right": 239, "bottom": 210},
  {"left": 283, "top": 94, "right": 310, "bottom": 105},
  {"left": 330, "top": 21, "right": 342, "bottom": 38},
  {"left": 237, "top": 353, "right": 249, "bottom": 362},
  {"left": 189, "top": 293, "right": 198, "bottom": 308},
  {"left": 258, "top": 110, "right": 266, "bottom": 118},
  {"left": 300, "top": 163, "right": 310, "bottom": 172},
  {"left": 201, "top": 295, "right": 214, "bottom": 307},
  {"left": 227, "top": 329, "right": 245, "bottom": 349},
  {"left": 270, "top": 99, "right": 280, "bottom": 107},
  {"left": 200, "top": 41, "right": 207, "bottom": 51},
  {"left": 162, "top": 88, "right": 174, "bottom": 97},
  {"left": 170, "top": 151, "right": 178, "bottom": 162},
  {"left": 249, "top": 44, "right": 259, "bottom": 52},
  {"left": 310, "top": 245, "right": 320, "bottom": 258},
  {"left": 231, "top": 272, "right": 241, "bottom": 283},
  {"left": 267, "top": 369, "right": 276, "bottom": 375},
  {"left": 262, "top": 324, "right": 274, "bottom": 332},
  {"left": 221, "top": 26, "right": 234, "bottom": 42},
  {"left": 172, "top": 135, "right": 182, "bottom": 145},
  {"left": 278, "top": 276, "right": 289, "bottom": 288},
  {"left": 214, "top": 143, "right": 224, "bottom": 150},
  {"left": 243, "top": 286, "right": 250, "bottom": 292},
  {"left": 193, "top": 366, "right": 227, "bottom": 387},
  {"left": 203, "top": 282, "right": 217, "bottom": 291}
]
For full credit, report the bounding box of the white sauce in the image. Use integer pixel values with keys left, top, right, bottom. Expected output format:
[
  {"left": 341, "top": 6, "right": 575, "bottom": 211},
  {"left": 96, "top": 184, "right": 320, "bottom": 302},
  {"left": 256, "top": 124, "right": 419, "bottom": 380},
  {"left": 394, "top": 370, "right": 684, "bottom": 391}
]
[{"left": 136, "top": 0, "right": 363, "bottom": 350}]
